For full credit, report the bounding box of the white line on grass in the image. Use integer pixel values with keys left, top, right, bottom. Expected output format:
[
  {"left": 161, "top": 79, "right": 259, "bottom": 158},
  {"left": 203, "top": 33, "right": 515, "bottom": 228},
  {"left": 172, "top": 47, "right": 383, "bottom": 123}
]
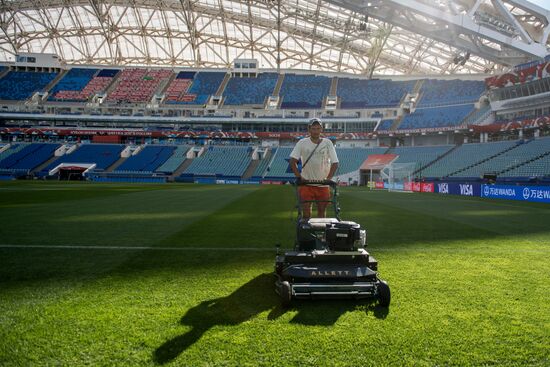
[{"left": 0, "top": 244, "right": 276, "bottom": 251}]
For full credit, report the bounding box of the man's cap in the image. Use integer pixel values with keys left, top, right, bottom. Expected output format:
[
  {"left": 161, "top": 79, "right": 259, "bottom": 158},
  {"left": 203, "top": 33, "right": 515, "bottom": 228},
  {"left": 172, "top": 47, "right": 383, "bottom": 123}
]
[{"left": 308, "top": 118, "right": 322, "bottom": 126}]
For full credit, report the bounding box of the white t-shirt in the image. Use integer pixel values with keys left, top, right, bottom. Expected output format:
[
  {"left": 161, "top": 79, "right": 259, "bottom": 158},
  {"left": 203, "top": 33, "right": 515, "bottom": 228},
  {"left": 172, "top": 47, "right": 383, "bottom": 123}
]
[{"left": 290, "top": 137, "right": 339, "bottom": 180}]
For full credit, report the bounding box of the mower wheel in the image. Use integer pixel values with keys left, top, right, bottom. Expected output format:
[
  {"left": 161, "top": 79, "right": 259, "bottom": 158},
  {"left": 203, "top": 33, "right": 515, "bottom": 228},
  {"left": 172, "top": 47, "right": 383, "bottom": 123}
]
[
  {"left": 280, "top": 281, "right": 292, "bottom": 307},
  {"left": 377, "top": 280, "right": 391, "bottom": 307}
]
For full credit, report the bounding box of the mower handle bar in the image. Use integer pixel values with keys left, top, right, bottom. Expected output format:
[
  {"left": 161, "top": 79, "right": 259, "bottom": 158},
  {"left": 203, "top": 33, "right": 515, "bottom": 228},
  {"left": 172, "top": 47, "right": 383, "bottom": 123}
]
[{"left": 295, "top": 178, "right": 337, "bottom": 187}]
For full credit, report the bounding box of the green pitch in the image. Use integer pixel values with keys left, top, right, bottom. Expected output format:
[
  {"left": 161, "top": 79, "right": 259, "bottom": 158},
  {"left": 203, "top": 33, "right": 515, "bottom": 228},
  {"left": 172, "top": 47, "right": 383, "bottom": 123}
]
[{"left": 0, "top": 181, "right": 549, "bottom": 366}]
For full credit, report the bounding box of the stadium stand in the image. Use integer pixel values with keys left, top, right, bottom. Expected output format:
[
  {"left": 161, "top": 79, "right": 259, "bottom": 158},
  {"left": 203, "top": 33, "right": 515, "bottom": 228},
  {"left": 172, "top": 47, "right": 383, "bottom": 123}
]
[
  {"left": 43, "top": 144, "right": 125, "bottom": 172},
  {"left": 251, "top": 147, "right": 278, "bottom": 179},
  {"left": 76, "top": 69, "right": 120, "bottom": 100},
  {"left": 177, "top": 72, "right": 226, "bottom": 105},
  {"left": 0, "top": 143, "right": 60, "bottom": 171},
  {"left": 462, "top": 105, "right": 492, "bottom": 125},
  {"left": 223, "top": 73, "right": 278, "bottom": 105},
  {"left": 182, "top": 146, "right": 252, "bottom": 177},
  {"left": 420, "top": 140, "right": 518, "bottom": 178},
  {"left": 377, "top": 119, "right": 395, "bottom": 131},
  {"left": 107, "top": 68, "right": 172, "bottom": 103},
  {"left": 418, "top": 79, "right": 486, "bottom": 107},
  {"left": 398, "top": 104, "right": 475, "bottom": 130},
  {"left": 156, "top": 145, "right": 189, "bottom": 173},
  {"left": 261, "top": 146, "right": 389, "bottom": 179},
  {"left": 115, "top": 145, "right": 176, "bottom": 173},
  {"left": 454, "top": 137, "right": 550, "bottom": 177},
  {"left": 49, "top": 68, "right": 98, "bottom": 101},
  {"left": 501, "top": 145, "right": 550, "bottom": 177},
  {"left": 262, "top": 147, "right": 294, "bottom": 179},
  {"left": 388, "top": 145, "right": 454, "bottom": 172},
  {"left": 280, "top": 74, "right": 331, "bottom": 108},
  {"left": 337, "top": 78, "right": 416, "bottom": 108},
  {"left": 0, "top": 143, "right": 28, "bottom": 162},
  {"left": 164, "top": 71, "right": 196, "bottom": 103},
  {"left": 0, "top": 71, "right": 58, "bottom": 100},
  {"left": 336, "top": 147, "right": 388, "bottom": 175}
]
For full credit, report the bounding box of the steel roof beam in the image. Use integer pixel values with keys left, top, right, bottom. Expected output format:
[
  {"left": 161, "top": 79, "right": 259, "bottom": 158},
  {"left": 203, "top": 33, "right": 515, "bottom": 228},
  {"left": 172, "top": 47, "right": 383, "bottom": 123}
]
[{"left": 328, "top": 0, "right": 549, "bottom": 66}]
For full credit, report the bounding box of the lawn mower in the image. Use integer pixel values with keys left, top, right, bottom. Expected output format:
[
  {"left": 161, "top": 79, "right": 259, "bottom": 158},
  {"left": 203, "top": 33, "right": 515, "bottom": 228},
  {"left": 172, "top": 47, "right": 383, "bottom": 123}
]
[{"left": 274, "top": 179, "right": 390, "bottom": 307}]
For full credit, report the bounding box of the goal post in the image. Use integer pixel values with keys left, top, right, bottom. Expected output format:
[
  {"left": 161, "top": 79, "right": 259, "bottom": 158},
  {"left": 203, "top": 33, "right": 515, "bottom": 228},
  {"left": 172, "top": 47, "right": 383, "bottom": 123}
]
[{"left": 380, "top": 162, "right": 416, "bottom": 192}]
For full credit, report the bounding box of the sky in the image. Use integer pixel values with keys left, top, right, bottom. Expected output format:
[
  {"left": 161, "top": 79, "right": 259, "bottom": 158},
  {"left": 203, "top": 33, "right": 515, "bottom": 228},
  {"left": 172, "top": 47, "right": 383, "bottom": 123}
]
[{"left": 527, "top": 0, "right": 550, "bottom": 10}]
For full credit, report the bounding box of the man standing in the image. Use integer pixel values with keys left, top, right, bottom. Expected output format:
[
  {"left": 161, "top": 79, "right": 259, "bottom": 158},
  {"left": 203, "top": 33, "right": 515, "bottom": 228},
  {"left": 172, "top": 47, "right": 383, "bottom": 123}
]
[{"left": 289, "top": 118, "right": 339, "bottom": 219}]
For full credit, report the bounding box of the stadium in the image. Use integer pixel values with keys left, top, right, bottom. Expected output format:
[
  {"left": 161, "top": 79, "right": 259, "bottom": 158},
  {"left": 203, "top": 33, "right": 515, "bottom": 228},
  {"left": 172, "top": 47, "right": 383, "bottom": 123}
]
[{"left": 0, "top": 0, "right": 549, "bottom": 365}]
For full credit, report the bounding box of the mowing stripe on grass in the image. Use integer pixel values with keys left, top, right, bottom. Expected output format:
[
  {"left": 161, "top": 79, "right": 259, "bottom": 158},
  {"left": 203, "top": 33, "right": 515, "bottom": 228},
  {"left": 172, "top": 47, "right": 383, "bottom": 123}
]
[
  {"left": 1, "top": 244, "right": 548, "bottom": 253},
  {"left": 0, "top": 244, "right": 276, "bottom": 252}
]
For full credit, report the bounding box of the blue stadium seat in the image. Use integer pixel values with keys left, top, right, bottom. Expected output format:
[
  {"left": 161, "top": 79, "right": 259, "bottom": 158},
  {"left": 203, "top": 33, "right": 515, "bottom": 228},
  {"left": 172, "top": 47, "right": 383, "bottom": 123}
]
[
  {"left": 0, "top": 71, "right": 58, "bottom": 100},
  {"left": 377, "top": 119, "right": 395, "bottom": 131},
  {"left": 48, "top": 68, "right": 99, "bottom": 101},
  {"left": 223, "top": 73, "right": 278, "bottom": 105},
  {"left": 335, "top": 147, "right": 389, "bottom": 175},
  {"left": 116, "top": 145, "right": 176, "bottom": 172},
  {"left": 156, "top": 146, "right": 189, "bottom": 173},
  {"left": 455, "top": 137, "right": 550, "bottom": 178},
  {"left": 44, "top": 144, "right": 125, "bottom": 172},
  {"left": 183, "top": 146, "right": 252, "bottom": 177},
  {"left": 177, "top": 72, "right": 226, "bottom": 105},
  {"left": 337, "top": 78, "right": 415, "bottom": 108},
  {"left": 0, "top": 143, "right": 60, "bottom": 171},
  {"left": 263, "top": 147, "right": 294, "bottom": 179},
  {"left": 399, "top": 104, "right": 474, "bottom": 130},
  {"left": 251, "top": 147, "right": 278, "bottom": 178},
  {"left": 280, "top": 74, "right": 331, "bottom": 109},
  {"left": 388, "top": 145, "right": 454, "bottom": 173},
  {"left": 419, "top": 141, "right": 518, "bottom": 178},
  {"left": 418, "top": 79, "right": 485, "bottom": 107}
]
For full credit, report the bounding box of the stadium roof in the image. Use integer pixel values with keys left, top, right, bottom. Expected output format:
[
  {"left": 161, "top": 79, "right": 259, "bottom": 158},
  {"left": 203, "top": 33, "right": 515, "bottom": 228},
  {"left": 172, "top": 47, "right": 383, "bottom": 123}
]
[{"left": 0, "top": 0, "right": 549, "bottom": 76}]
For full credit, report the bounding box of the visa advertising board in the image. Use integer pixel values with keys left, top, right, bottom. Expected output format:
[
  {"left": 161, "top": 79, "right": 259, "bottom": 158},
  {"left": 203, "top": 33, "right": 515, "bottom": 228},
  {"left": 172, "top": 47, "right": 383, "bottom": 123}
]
[{"left": 435, "top": 182, "right": 481, "bottom": 197}]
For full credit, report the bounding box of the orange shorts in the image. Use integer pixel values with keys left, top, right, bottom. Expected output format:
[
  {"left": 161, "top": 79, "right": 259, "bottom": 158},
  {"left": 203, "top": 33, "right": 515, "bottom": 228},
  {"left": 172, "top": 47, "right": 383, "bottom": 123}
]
[{"left": 299, "top": 185, "right": 331, "bottom": 203}]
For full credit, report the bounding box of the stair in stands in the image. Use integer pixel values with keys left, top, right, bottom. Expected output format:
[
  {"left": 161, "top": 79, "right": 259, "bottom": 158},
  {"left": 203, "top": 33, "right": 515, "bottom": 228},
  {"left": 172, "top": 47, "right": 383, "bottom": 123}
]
[
  {"left": 31, "top": 154, "right": 60, "bottom": 174},
  {"left": 389, "top": 115, "right": 404, "bottom": 130},
  {"left": 155, "top": 71, "right": 176, "bottom": 99},
  {"left": 242, "top": 159, "right": 260, "bottom": 180},
  {"left": 329, "top": 77, "right": 338, "bottom": 95},
  {"left": 106, "top": 156, "right": 129, "bottom": 172},
  {"left": 272, "top": 74, "right": 285, "bottom": 96},
  {"left": 415, "top": 145, "right": 460, "bottom": 177},
  {"left": 0, "top": 67, "right": 10, "bottom": 80},
  {"left": 170, "top": 159, "right": 194, "bottom": 179},
  {"left": 102, "top": 71, "right": 123, "bottom": 101},
  {"left": 412, "top": 79, "right": 424, "bottom": 95},
  {"left": 43, "top": 70, "right": 68, "bottom": 95},
  {"left": 411, "top": 79, "right": 426, "bottom": 105},
  {"left": 214, "top": 73, "right": 231, "bottom": 97}
]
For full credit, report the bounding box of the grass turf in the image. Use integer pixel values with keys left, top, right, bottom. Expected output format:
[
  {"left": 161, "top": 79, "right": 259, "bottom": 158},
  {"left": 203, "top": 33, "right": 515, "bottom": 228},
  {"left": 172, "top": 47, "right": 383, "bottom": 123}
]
[{"left": 0, "top": 181, "right": 549, "bottom": 366}]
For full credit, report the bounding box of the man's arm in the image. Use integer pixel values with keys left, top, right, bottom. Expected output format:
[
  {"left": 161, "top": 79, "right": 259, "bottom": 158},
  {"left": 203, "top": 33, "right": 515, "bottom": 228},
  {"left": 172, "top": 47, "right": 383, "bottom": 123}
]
[
  {"left": 327, "top": 162, "right": 338, "bottom": 180},
  {"left": 289, "top": 158, "right": 301, "bottom": 178}
]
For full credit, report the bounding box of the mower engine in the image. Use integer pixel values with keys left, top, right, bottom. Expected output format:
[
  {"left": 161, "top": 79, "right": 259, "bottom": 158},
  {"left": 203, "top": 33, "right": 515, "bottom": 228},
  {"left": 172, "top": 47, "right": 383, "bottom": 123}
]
[{"left": 325, "top": 221, "right": 366, "bottom": 251}]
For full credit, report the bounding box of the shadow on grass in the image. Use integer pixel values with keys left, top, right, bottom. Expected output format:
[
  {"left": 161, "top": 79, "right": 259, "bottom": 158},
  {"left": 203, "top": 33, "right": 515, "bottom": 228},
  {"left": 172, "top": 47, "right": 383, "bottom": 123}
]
[
  {"left": 280, "top": 299, "right": 388, "bottom": 325},
  {"left": 153, "top": 273, "right": 387, "bottom": 364}
]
